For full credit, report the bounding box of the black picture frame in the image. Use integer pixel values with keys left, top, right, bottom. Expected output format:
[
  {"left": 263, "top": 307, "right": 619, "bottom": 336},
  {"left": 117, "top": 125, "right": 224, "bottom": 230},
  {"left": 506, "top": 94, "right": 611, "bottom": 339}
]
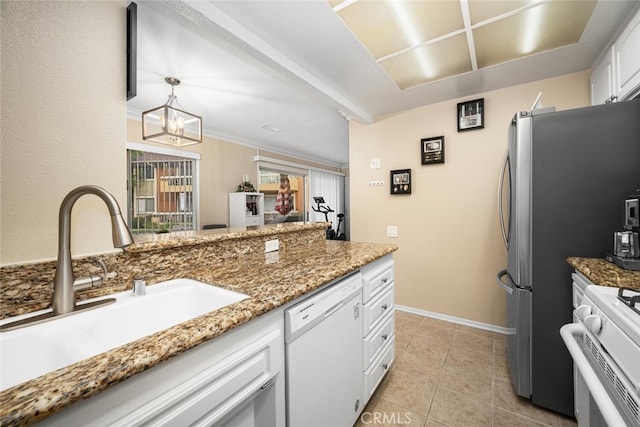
[
  {"left": 421, "top": 136, "right": 445, "bottom": 165},
  {"left": 457, "top": 98, "right": 484, "bottom": 132},
  {"left": 390, "top": 169, "right": 411, "bottom": 195},
  {"left": 126, "top": 2, "right": 137, "bottom": 100}
]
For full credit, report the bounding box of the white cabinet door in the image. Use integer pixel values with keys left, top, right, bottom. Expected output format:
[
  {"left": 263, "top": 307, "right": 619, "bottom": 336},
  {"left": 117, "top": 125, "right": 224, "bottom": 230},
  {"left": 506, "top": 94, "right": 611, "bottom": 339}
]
[
  {"left": 39, "top": 310, "right": 285, "bottom": 427},
  {"left": 591, "top": 48, "right": 614, "bottom": 105},
  {"left": 614, "top": 9, "right": 640, "bottom": 100}
]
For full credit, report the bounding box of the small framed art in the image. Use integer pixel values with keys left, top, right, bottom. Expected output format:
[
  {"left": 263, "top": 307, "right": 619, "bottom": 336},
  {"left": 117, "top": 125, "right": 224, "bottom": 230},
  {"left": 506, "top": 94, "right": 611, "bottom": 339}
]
[
  {"left": 457, "top": 98, "right": 484, "bottom": 132},
  {"left": 421, "top": 136, "right": 445, "bottom": 165},
  {"left": 390, "top": 169, "right": 411, "bottom": 195}
]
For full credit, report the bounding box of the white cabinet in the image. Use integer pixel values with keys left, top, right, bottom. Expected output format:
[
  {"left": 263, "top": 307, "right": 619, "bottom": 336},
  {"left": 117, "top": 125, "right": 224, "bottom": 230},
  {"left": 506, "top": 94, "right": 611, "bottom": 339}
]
[
  {"left": 39, "top": 309, "right": 285, "bottom": 427},
  {"left": 359, "top": 254, "right": 395, "bottom": 403},
  {"left": 229, "top": 192, "right": 264, "bottom": 228},
  {"left": 614, "top": 9, "right": 640, "bottom": 100},
  {"left": 591, "top": 49, "right": 615, "bottom": 105},
  {"left": 591, "top": 8, "right": 640, "bottom": 104}
]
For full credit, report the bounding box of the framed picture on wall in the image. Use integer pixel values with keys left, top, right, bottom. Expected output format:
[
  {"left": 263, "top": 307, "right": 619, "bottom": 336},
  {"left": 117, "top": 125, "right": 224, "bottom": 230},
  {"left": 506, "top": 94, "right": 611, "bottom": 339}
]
[
  {"left": 390, "top": 169, "right": 411, "bottom": 195},
  {"left": 457, "top": 98, "right": 484, "bottom": 132},
  {"left": 421, "top": 136, "right": 445, "bottom": 164}
]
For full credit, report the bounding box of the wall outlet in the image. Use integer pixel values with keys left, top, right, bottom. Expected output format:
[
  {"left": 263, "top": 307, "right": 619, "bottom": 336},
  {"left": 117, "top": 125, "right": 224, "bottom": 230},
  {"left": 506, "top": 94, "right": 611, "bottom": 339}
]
[
  {"left": 265, "top": 251, "right": 279, "bottom": 264},
  {"left": 386, "top": 226, "right": 398, "bottom": 237},
  {"left": 370, "top": 158, "right": 381, "bottom": 169},
  {"left": 265, "top": 239, "right": 279, "bottom": 252}
]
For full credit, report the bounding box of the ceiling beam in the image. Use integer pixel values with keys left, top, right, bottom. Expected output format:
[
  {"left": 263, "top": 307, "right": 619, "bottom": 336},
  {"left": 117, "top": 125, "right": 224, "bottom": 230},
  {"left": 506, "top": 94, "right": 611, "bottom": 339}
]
[{"left": 156, "top": 0, "right": 374, "bottom": 124}]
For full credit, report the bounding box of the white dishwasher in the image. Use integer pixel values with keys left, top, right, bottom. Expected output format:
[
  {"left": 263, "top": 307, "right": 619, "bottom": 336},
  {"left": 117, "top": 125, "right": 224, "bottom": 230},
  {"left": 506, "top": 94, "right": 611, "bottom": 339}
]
[{"left": 285, "top": 272, "right": 363, "bottom": 427}]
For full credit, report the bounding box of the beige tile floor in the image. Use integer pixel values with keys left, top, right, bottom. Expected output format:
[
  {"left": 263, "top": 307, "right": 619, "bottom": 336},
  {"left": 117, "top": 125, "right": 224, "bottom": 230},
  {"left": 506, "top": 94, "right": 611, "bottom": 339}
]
[{"left": 354, "top": 310, "right": 579, "bottom": 427}]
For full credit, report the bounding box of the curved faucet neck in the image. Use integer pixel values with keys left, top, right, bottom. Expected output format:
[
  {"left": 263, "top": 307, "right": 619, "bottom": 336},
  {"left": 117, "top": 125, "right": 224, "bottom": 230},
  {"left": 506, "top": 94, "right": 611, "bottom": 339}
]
[{"left": 53, "top": 185, "right": 134, "bottom": 315}]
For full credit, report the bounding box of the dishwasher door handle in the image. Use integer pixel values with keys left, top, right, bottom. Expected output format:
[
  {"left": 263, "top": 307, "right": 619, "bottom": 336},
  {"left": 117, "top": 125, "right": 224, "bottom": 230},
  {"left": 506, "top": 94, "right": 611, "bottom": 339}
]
[{"left": 324, "top": 301, "right": 345, "bottom": 318}]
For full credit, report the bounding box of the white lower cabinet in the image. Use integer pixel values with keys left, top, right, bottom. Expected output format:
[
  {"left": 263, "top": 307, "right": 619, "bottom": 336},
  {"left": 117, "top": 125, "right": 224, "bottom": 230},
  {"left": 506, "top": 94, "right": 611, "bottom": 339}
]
[
  {"left": 359, "top": 255, "right": 395, "bottom": 410},
  {"left": 363, "top": 314, "right": 394, "bottom": 369},
  {"left": 363, "top": 335, "right": 395, "bottom": 401},
  {"left": 38, "top": 310, "right": 285, "bottom": 427},
  {"left": 362, "top": 284, "right": 394, "bottom": 337}
]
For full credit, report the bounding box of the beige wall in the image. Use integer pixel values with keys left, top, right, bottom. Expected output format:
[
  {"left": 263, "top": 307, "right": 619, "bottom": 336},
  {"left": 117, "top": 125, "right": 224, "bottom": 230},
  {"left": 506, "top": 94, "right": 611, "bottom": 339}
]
[
  {"left": 0, "top": 1, "right": 259, "bottom": 265},
  {"left": 1, "top": 1, "right": 127, "bottom": 265},
  {"left": 349, "top": 71, "right": 591, "bottom": 327},
  {"left": 127, "top": 120, "right": 258, "bottom": 228}
]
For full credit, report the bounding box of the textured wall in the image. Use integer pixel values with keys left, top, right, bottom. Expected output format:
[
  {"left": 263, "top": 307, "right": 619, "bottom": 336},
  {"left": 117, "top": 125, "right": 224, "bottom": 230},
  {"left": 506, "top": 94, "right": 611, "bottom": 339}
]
[{"left": 1, "top": 1, "right": 127, "bottom": 265}]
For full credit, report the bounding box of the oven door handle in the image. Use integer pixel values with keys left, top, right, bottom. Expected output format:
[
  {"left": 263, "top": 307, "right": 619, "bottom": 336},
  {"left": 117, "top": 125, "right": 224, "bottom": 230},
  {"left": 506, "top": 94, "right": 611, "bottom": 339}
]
[{"left": 560, "top": 323, "right": 629, "bottom": 427}]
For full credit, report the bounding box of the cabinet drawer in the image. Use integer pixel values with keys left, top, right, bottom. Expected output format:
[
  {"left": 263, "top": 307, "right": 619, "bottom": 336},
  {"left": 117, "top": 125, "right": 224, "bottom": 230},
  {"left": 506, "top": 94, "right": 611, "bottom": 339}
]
[
  {"left": 363, "top": 336, "right": 394, "bottom": 402},
  {"left": 118, "top": 329, "right": 282, "bottom": 426},
  {"left": 572, "top": 272, "right": 592, "bottom": 308},
  {"left": 363, "top": 312, "right": 394, "bottom": 369},
  {"left": 361, "top": 255, "right": 394, "bottom": 304},
  {"left": 362, "top": 284, "right": 394, "bottom": 337}
]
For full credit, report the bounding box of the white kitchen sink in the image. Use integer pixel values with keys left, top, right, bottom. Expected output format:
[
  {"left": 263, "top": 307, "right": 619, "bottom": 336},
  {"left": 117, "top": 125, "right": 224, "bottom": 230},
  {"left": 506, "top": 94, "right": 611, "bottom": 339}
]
[{"left": 0, "top": 279, "right": 248, "bottom": 391}]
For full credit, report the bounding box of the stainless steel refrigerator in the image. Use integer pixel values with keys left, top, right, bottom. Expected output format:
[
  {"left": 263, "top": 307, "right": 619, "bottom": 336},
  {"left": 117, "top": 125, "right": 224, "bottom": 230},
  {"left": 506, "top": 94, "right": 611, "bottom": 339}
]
[{"left": 496, "top": 98, "right": 640, "bottom": 417}]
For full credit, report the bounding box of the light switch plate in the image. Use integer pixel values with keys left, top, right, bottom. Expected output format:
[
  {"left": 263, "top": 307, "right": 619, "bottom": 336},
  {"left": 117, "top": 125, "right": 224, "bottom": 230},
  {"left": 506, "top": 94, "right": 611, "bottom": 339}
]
[
  {"left": 370, "top": 158, "right": 381, "bottom": 169},
  {"left": 265, "top": 239, "right": 279, "bottom": 252},
  {"left": 387, "top": 226, "right": 398, "bottom": 237}
]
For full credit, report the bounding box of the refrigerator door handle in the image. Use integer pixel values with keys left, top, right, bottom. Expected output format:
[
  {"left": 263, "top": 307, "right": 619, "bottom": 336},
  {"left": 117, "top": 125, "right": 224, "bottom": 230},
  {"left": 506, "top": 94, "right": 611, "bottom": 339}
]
[
  {"left": 496, "top": 269, "right": 513, "bottom": 295},
  {"left": 498, "top": 148, "right": 510, "bottom": 250}
]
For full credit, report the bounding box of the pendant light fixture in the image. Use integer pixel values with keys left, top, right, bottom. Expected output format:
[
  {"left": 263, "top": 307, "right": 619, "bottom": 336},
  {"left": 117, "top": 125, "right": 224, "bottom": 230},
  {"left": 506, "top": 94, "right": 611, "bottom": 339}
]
[{"left": 142, "top": 77, "right": 202, "bottom": 147}]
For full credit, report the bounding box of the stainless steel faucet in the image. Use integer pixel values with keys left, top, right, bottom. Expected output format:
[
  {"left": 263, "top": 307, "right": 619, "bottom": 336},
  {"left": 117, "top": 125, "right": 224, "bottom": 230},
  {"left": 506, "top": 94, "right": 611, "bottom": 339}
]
[{"left": 52, "top": 185, "right": 134, "bottom": 315}]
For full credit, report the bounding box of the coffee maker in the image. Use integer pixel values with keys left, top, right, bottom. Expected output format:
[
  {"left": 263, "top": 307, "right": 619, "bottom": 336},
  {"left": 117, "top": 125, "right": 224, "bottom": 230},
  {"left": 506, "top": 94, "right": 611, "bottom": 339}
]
[{"left": 606, "top": 190, "right": 640, "bottom": 270}]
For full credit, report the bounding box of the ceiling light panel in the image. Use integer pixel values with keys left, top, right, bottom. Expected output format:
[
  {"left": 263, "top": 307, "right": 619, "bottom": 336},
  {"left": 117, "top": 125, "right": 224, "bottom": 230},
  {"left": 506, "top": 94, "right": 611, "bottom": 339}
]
[
  {"left": 337, "top": 0, "right": 464, "bottom": 59},
  {"left": 327, "top": 0, "right": 346, "bottom": 8},
  {"left": 468, "top": 0, "right": 542, "bottom": 25},
  {"left": 473, "top": 1, "right": 596, "bottom": 68},
  {"left": 380, "top": 34, "right": 472, "bottom": 89}
]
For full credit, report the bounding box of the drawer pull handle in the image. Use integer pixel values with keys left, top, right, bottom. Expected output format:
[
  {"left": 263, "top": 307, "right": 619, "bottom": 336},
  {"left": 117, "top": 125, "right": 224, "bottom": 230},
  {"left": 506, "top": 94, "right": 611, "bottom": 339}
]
[
  {"left": 382, "top": 363, "right": 389, "bottom": 370},
  {"left": 381, "top": 304, "right": 388, "bottom": 311},
  {"left": 381, "top": 334, "right": 388, "bottom": 340},
  {"left": 381, "top": 277, "right": 388, "bottom": 284}
]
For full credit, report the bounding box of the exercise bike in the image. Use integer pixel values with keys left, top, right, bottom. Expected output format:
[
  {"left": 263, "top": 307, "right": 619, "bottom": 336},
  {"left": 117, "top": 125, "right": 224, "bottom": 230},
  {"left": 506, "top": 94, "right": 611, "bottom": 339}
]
[{"left": 312, "top": 196, "right": 346, "bottom": 240}]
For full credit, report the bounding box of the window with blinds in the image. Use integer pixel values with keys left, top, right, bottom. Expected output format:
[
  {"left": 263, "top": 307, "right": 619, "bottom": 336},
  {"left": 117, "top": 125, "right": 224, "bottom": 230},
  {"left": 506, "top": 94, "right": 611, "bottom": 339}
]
[{"left": 127, "top": 149, "right": 197, "bottom": 234}]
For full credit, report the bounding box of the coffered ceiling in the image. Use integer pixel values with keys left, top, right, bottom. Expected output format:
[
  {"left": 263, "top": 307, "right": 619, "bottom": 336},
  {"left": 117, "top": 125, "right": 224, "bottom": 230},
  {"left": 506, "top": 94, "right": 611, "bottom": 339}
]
[
  {"left": 126, "top": 0, "right": 639, "bottom": 167},
  {"left": 333, "top": 0, "right": 596, "bottom": 89}
]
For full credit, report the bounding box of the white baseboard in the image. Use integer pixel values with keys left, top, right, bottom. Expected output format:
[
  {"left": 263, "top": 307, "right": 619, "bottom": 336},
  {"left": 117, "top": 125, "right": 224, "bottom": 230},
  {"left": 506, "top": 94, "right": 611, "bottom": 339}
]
[{"left": 395, "top": 304, "right": 509, "bottom": 335}]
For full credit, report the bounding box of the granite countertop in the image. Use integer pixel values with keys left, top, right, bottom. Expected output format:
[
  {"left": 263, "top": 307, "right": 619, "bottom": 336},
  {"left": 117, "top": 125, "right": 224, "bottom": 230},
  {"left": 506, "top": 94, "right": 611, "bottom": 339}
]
[
  {"left": 567, "top": 257, "right": 640, "bottom": 289},
  {"left": 0, "top": 240, "right": 397, "bottom": 426}
]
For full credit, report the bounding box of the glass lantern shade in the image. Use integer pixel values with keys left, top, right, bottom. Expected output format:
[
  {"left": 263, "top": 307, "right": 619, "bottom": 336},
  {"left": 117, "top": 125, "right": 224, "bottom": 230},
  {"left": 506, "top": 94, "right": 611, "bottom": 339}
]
[{"left": 142, "top": 105, "right": 202, "bottom": 147}]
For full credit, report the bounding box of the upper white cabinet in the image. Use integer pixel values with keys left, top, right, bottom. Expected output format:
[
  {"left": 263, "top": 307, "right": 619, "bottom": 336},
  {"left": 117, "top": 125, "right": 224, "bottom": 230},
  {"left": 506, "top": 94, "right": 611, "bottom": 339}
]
[
  {"left": 591, "top": 49, "right": 614, "bottom": 105},
  {"left": 229, "top": 192, "right": 264, "bottom": 228},
  {"left": 591, "top": 8, "right": 640, "bottom": 104},
  {"left": 614, "top": 9, "right": 640, "bottom": 100}
]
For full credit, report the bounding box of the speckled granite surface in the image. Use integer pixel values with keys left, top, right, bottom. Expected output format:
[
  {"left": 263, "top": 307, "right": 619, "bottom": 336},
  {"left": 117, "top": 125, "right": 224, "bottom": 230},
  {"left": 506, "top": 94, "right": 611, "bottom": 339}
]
[
  {"left": 0, "top": 223, "right": 326, "bottom": 320},
  {"left": 0, "top": 224, "right": 397, "bottom": 426},
  {"left": 567, "top": 257, "right": 640, "bottom": 289}
]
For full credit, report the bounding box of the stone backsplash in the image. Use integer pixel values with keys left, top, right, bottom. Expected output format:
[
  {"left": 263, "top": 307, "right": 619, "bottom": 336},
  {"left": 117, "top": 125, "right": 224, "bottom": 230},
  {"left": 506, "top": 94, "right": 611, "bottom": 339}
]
[{"left": 0, "top": 223, "right": 326, "bottom": 319}]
